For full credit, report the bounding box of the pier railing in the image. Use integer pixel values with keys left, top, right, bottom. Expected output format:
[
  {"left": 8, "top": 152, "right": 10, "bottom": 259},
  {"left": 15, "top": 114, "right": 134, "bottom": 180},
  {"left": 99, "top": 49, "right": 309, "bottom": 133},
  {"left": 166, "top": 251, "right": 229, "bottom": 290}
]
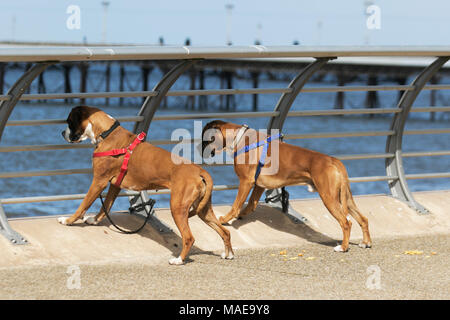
[{"left": 0, "top": 46, "right": 449, "bottom": 244}]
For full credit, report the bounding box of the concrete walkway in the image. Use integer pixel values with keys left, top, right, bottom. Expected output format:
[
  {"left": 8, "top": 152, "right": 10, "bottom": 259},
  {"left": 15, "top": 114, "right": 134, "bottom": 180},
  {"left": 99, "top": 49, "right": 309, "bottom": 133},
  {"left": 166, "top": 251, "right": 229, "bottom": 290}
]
[{"left": 0, "top": 190, "right": 449, "bottom": 299}]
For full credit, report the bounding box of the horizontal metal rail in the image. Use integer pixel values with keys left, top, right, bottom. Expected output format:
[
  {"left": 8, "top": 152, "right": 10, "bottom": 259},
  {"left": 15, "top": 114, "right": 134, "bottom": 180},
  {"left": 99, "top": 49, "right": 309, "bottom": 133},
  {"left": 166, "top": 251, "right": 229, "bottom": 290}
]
[
  {"left": 0, "top": 85, "right": 417, "bottom": 102},
  {"left": 5, "top": 105, "right": 450, "bottom": 127},
  {"left": 288, "top": 108, "right": 401, "bottom": 117},
  {"left": 2, "top": 83, "right": 449, "bottom": 103},
  {"left": 1, "top": 132, "right": 398, "bottom": 153},
  {"left": 421, "top": 84, "right": 450, "bottom": 91},
  {"left": 3, "top": 150, "right": 449, "bottom": 179},
  {"left": 2, "top": 128, "right": 449, "bottom": 154},
  {"left": 2, "top": 45, "right": 450, "bottom": 63},
  {"left": 0, "top": 87, "right": 292, "bottom": 102},
  {"left": 301, "top": 84, "right": 450, "bottom": 93},
  {"left": 5, "top": 99, "right": 448, "bottom": 129},
  {"left": 153, "top": 111, "right": 279, "bottom": 120},
  {"left": 405, "top": 172, "right": 450, "bottom": 179},
  {"left": 0, "top": 184, "right": 240, "bottom": 204},
  {"left": 348, "top": 175, "right": 397, "bottom": 183},
  {"left": 0, "top": 91, "right": 158, "bottom": 101},
  {"left": 1, "top": 192, "right": 158, "bottom": 204},
  {"left": 402, "top": 150, "right": 450, "bottom": 157},
  {"left": 404, "top": 128, "right": 450, "bottom": 135},
  {"left": 301, "top": 85, "right": 414, "bottom": 93},
  {"left": 284, "top": 130, "right": 395, "bottom": 139},
  {"left": 0, "top": 169, "right": 92, "bottom": 179},
  {"left": 0, "top": 139, "right": 192, "bottom": 152},
  {"left": 5, "top": 116, "right": 145, "bottom": 127},
  {"left": 289, "top": 106, "right": 450, "bottom": 117},
  {"left": 335, "top": 150, "right": 450, "bottom": 160},
  {"left": 3, "top": 171, "right": 449, "bottom": 205},
  {"left": 5, "top": 111, "right": 278, "bottom": 127},
  {"left": 285, "top": 128, "right": 450, "bottom": 140},
  {"left": 336, "top": 153, "right": 394, "bottom": 160},
  {"left": 411, "top": 106, "right": 450, "bottom": 113},
  {"left": 0, "top": 144, "right": 93, "bottom": 153},
  {"left": 167, "top": 88, "right": 292, "bottom": 96}
]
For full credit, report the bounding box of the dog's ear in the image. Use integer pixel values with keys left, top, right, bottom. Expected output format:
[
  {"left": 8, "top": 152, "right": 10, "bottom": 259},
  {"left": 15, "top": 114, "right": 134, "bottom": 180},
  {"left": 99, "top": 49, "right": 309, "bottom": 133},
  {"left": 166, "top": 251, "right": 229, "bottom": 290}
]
[
  {"left": 67, "top": 106, "right": 91, "bottom": 140},
  {"left": 68, "top": 106, "right": 91, "bottom": 126},
  {"left": 201, "top": 120, "right": 227, "bottom": 157},
  {"left": 67, "top": 107, "right": 81, "bottom": 130},
  {"left": 202, "top": 120, "right": 227, "bottom": 137}
]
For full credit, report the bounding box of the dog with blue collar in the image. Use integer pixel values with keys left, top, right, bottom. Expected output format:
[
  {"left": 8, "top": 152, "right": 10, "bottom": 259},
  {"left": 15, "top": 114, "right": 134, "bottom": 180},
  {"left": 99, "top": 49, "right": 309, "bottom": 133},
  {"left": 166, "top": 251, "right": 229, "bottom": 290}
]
[{"left": 201, "top": 120, "right": 372, "bottom": 253}]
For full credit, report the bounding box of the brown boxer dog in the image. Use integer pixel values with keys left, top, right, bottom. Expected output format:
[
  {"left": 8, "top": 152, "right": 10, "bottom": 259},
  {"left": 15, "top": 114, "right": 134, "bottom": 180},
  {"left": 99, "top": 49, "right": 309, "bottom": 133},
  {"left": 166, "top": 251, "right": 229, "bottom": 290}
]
[
  {"left": 201, "top": 120, "right": 372, "bottom": 252},
  {"left": 58, "top": 106, "right": 234, "bottom": 265}
]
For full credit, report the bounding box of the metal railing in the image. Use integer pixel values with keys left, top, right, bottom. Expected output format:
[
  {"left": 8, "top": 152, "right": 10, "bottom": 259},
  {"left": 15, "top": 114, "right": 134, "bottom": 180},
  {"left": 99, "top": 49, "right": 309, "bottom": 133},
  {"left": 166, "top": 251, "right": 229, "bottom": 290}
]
[{"left": 0, "top": 45, "right": 449, "bottom": 244}]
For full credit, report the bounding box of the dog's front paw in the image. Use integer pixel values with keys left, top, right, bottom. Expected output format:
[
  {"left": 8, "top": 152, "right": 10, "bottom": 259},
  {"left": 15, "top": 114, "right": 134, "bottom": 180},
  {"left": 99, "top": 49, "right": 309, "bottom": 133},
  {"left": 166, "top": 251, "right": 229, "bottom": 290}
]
[
  {"left": 168, "top": 256, "right": 184, "bottom": 265},
  {"left": 83, "top": 216, "right": 97, "bottom": 225},
  {"left": 221, "top": 251, "right": 234, "bottom": 260},
  {"left": 333, "top": 245, "right": 348, "bottom": 252},
  {"left": 57, "top": 217, "right": 71, "bottom": 226}
]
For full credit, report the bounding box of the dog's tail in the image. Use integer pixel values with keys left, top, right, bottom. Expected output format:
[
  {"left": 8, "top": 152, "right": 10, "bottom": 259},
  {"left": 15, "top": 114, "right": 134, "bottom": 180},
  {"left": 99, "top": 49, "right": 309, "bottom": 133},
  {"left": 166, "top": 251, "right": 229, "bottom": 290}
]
[{"left": 196, "top": 170, "right": 214, "bottom": 214}]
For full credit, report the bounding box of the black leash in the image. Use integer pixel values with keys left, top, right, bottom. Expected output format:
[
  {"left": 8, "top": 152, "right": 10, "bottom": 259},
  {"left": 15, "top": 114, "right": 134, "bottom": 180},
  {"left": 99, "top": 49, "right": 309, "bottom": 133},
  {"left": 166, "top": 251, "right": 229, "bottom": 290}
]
[
  {"left": 265, "top": 187, "right": 290, "bottom": 213},
  {"left": 99, "top": 194, "right": 155, "bottom": 234}
]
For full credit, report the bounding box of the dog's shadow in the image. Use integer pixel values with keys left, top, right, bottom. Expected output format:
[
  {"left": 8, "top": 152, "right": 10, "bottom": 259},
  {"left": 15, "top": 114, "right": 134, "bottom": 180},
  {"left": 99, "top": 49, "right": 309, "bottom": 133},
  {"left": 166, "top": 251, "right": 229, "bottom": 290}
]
[
  {"left": 69, "top": 201, "right": 354, "bottom": 264},
  {"left": 223, "top": 203, "right": 349, "bottom": 248},
  {"left": 70, "top": 213, "right": 220, "bottom": 262}
]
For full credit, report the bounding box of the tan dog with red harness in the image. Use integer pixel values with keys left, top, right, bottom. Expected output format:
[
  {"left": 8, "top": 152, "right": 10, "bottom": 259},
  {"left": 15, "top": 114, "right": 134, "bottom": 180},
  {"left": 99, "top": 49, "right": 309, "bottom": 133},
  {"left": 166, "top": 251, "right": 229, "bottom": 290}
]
[
  {"left": 201, "top": 120, "right": 372, "bottom": 252},
  {"left": 58, "top": 106, "right": 234, "bottom": 265}
]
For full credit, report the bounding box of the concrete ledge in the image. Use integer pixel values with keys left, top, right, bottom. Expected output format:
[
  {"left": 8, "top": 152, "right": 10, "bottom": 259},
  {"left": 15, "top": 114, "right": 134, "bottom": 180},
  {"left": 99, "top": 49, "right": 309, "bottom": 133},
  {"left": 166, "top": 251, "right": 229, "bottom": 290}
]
[{"left": 1, "top": 190, "right": 449, "bottom": 268}]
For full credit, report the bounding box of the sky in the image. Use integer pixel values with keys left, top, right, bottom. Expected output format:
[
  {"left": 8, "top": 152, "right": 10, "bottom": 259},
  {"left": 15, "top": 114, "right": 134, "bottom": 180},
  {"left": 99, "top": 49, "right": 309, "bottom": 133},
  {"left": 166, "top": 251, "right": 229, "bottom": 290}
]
[{"left": 0, "top": 0, "right": 449, "bottom": 46}]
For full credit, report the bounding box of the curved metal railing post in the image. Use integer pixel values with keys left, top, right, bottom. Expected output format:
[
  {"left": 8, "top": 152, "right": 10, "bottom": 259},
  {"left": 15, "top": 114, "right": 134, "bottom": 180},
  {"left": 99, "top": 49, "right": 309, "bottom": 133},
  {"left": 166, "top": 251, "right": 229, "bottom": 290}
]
[
  {"left": 133, "top": 60, "right": 197, "bottom": 134},
  {"left": 265, "top": 57, "right": 333, "bottom": 223},
  {"left": 0, "top": 62, "right": 53, "bottom": 244},
  {"left": 385, "top": 56, "right": 450, "bottom": 215},
  {"left": 0, "top": 62, "right": 53, "bottom": 141},
  {"left": 129, "top": 59, "right": 196, "bottom": 233},
  {"left": 267, "top": 57, "right": 333, "bottom": 131}
]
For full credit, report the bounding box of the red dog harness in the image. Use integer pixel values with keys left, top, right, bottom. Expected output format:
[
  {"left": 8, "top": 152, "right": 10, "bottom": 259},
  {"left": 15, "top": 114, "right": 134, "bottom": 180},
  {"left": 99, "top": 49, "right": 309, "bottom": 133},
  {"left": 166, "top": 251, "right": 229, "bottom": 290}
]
[{"left": 93, "top": 132, "right": 146, "bottom": 187}]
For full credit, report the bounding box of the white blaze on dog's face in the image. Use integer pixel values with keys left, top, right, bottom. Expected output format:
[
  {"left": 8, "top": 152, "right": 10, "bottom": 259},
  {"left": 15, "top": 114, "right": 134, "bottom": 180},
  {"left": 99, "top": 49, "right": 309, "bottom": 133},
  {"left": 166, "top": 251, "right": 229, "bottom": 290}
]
[{"left": 62, "top": 106, "right": 98, "bottom": 144}]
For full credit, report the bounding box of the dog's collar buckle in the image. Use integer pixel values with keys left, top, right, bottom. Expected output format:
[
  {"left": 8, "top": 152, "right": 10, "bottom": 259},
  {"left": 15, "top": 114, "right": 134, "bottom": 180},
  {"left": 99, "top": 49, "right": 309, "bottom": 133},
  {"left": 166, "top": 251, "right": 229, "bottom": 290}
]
[{"left": 136, "top": 132, "right": 146, "bottom": 141}]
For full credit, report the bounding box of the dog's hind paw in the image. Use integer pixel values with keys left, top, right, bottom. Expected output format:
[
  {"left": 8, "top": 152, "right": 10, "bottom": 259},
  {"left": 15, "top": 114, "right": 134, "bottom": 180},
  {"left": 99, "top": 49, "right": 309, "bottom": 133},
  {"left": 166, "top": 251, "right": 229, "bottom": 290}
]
[
  {"left": 169, "top": 256, "right": 184, "bottom": 265},
  {"left": 358, "top": 242, "right": 372, "bottom": 249},
  {"left": 83, "top": 216, "right": 97, "bottom": 225}
]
